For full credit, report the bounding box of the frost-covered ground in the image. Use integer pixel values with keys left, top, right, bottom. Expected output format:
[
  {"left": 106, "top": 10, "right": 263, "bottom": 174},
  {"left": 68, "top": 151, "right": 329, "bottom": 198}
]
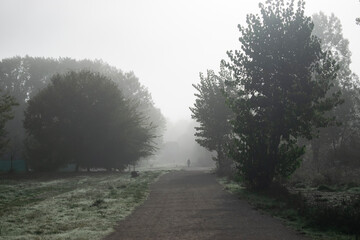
[{"left": 0, "top": 171, "right": 163, "bottom": 240}]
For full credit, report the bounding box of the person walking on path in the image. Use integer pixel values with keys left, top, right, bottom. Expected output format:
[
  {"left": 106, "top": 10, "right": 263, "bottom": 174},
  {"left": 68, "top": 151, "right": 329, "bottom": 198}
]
[{"left": 187, "top": 158, "right": 191, "bottom": 167}]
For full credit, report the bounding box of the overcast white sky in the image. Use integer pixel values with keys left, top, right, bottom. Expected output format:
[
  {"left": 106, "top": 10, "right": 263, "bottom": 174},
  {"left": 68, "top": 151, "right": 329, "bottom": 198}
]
[{"left": 0, "top": 0, "right": 359, "bottom": 122}]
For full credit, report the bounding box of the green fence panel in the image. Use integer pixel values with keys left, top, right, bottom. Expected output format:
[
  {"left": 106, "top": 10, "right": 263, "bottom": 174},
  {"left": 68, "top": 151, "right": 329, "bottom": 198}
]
[{"left": 0, "top": 160, "right": 26, "bottom": 172}]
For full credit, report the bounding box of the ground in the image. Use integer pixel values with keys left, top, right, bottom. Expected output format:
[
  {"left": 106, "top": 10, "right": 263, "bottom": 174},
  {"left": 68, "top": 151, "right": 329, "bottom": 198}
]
[
  {"left": 0, "top": 171, "right": 162, "bottom": 240},
  {"left": 103, "top": 170, "right": 308, "bottom": 240}
]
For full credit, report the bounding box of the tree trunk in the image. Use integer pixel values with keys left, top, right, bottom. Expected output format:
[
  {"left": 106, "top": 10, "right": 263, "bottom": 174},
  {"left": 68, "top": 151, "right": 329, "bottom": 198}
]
[
  {"left": 25, "top": 160, "right": 29, "bottom": 172},
  {"left": 312, "top": 139, "right": 320, "bottom": 173},
  {"left": 9, "top": 153, "right": 14, "bottom": 173},
  {"left": 217, "top": 146, "right": 231, "bottom": 176},
  {"left": 75, "top": 163, "right": 79, "bottom": 172}
]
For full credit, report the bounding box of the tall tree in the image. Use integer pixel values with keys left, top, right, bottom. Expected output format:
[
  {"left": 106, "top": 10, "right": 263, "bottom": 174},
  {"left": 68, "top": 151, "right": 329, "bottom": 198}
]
[
  {"left": 0, "top": 57, "right": 165, "bottom": 161},
  {"left": 24, "top": 71, "right": 156, "bottom": 171},
  {"left": 223, "top": 0, "right": 342, "bottom": 189},
  {"left": 0, "top": 90, "right": 18, "bottom": 154},
  {"left": 310, "top": 12, "right": 360, "bottom": 171},
  {"left": 190, "top": 66, "right": 234, "bottom": 175}
]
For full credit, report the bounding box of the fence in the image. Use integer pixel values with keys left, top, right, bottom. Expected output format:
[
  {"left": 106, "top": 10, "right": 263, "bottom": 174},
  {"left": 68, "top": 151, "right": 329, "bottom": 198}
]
[{"left": 0, "top": 160, "right": 26, "bottom": 172}]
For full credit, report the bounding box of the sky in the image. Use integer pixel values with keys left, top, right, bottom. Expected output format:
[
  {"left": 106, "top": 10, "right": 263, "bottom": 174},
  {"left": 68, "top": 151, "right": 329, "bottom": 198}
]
[{"left": 0, "top": 0, "right": 359, "bottom": 122}]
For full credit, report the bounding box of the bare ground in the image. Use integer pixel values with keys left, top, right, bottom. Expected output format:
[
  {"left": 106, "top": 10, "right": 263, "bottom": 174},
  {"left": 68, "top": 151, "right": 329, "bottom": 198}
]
[{"left": 103, "top": 170, "right": 308, "bottom": 240}]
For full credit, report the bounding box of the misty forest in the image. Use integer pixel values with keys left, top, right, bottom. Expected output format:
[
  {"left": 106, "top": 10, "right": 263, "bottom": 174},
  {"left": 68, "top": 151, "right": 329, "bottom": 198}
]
[{"left": 1, "top": 0, "right": 360, "bottom": 239}]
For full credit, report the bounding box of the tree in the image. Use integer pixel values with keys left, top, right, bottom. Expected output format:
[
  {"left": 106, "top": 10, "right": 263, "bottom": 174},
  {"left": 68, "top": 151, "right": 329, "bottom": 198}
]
[
  {"left": 223, "top": 0, "right": 342, "bottom": 189},
  {"left": 190, "top": 66, "right": 234, "bottom": 175},
  {"left": 111, "top": 71, "right": 166, "bottom": 147},
  {"left": 23, "top": 71, "right": 156, "bottom": 171},
  {"left": 0, "top": 57, "right": 165, "bottom": 162},
  {"left": 309, "top": 12, "right": 360, "bottom": 172},
  {"left": 312, "top": 12, "right": 354, "bottom": 87},
  {"left": 0, "top": 90, "right": 17, "bottom": 153}
]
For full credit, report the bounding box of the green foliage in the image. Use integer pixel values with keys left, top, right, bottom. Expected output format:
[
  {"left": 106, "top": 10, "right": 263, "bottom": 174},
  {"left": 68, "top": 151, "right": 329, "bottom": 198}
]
[
  {"left": 220, "top": 178, "right": 359, "bottom": 239},
  {"left": 223, "top": 0, "right": 342, "bottom": 189},
  {"left": 306, "top": 196, "right": 360, "bottom": 235},
  {"left": 23, "top": 71, "right": 156, "bottom": 171},
  {"left": 0, "top": 57, "right": 165, "bottom": 163},
  {"left": 0, "top": 90, "right": 17, "bottom": 154},
  {"left": 302, "top": 12, "right": 360, "bottom": 174},
  {"left": 316, "top": 184, "right": 337, "bottom": 192},
  {"left": 276, "top": 141, "right": 305, "bottom": 178},
  {"left": 190, "top": 66, "right": 234, "bottom": 175}
]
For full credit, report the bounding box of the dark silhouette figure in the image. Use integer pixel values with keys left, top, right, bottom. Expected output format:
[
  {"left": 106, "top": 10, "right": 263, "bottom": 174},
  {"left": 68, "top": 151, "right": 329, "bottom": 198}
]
[{"left": 187, "top": 159, "right": 191, "bottom": 168}]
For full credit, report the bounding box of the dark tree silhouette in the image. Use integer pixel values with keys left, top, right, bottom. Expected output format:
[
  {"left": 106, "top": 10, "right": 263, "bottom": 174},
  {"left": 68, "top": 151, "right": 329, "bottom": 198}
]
[
  {"left": 190, "top": 66, "right": 234, "bottom": 175},
  {"left": 223, "top": 0, "right": 342, "bottom": 189},
  {"left": 24, "top": 71, "right": 156, "bottom": 171},
  {"left": 0, "top": 57, "right": 165, "bottom": 162},
  {"left": 0, "top": 90, "right": 17, "bottom": 154}
]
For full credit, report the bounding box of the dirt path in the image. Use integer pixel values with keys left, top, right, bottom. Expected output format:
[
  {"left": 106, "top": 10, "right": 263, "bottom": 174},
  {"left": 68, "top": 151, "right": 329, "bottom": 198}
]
[{"left": 103, "top": 170, "right": 308, "bottom": 240}]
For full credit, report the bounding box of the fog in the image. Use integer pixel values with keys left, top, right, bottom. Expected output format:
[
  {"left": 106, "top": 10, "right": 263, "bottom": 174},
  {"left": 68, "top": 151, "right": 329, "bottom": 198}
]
[
  {"left": 2, "top": 1, "right": 360, "bottom": 238},
  {"left": 0, "top": 0, "right": 359, "bottom": 122},
  {"left": 0, "top": 0, "right": 359, "bottom": 169},
  {"left": 137, "top": 118, "right": 214, "bottom": 168},
  {"left": 155, "top": 119, "right": 215, "bottom": 168}
]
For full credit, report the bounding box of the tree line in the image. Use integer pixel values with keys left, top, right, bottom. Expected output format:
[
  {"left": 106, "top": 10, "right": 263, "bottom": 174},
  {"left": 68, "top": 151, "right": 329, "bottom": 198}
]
[
  {"left": 191, "top": 0, "right": 360, "bottom": 189},
  {"left": 0, "top": 57, "right": 165, "bottom": 171}
]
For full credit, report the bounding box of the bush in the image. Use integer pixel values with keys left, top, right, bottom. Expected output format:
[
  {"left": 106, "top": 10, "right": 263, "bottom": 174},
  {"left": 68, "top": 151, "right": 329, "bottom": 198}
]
[
  {"left": 306, "top": 196, "right": 360, "bottom": 235},
  {"left": 317, "top": 185, "right": 336, "bottom": 192}
]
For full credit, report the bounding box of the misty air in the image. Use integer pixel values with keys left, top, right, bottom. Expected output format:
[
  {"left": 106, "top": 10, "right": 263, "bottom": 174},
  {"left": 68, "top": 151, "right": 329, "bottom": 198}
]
[{"left": 1, "top": 0, "right": 360, "bottom": 239}]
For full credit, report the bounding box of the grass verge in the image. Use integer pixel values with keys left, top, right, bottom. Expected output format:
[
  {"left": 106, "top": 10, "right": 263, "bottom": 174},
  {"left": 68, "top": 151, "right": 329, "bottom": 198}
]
[
  {"left": 0, "top": 171, "right": 165, "bottom": 240},
  {"left": 218, "top": 178, "right": 359, "bottom": 240}
]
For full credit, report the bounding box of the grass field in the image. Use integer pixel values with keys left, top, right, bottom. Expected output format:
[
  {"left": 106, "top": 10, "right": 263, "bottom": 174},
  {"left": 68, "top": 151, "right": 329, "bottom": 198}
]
[{"left": 0, "top": 171, "right": 164, "bottom": 240}]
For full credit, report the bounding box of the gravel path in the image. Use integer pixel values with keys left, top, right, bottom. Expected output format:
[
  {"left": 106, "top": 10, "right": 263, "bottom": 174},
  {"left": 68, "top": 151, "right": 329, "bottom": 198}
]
[{"left": 103, "top": 170, "right": 308, "bottom": 240}]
